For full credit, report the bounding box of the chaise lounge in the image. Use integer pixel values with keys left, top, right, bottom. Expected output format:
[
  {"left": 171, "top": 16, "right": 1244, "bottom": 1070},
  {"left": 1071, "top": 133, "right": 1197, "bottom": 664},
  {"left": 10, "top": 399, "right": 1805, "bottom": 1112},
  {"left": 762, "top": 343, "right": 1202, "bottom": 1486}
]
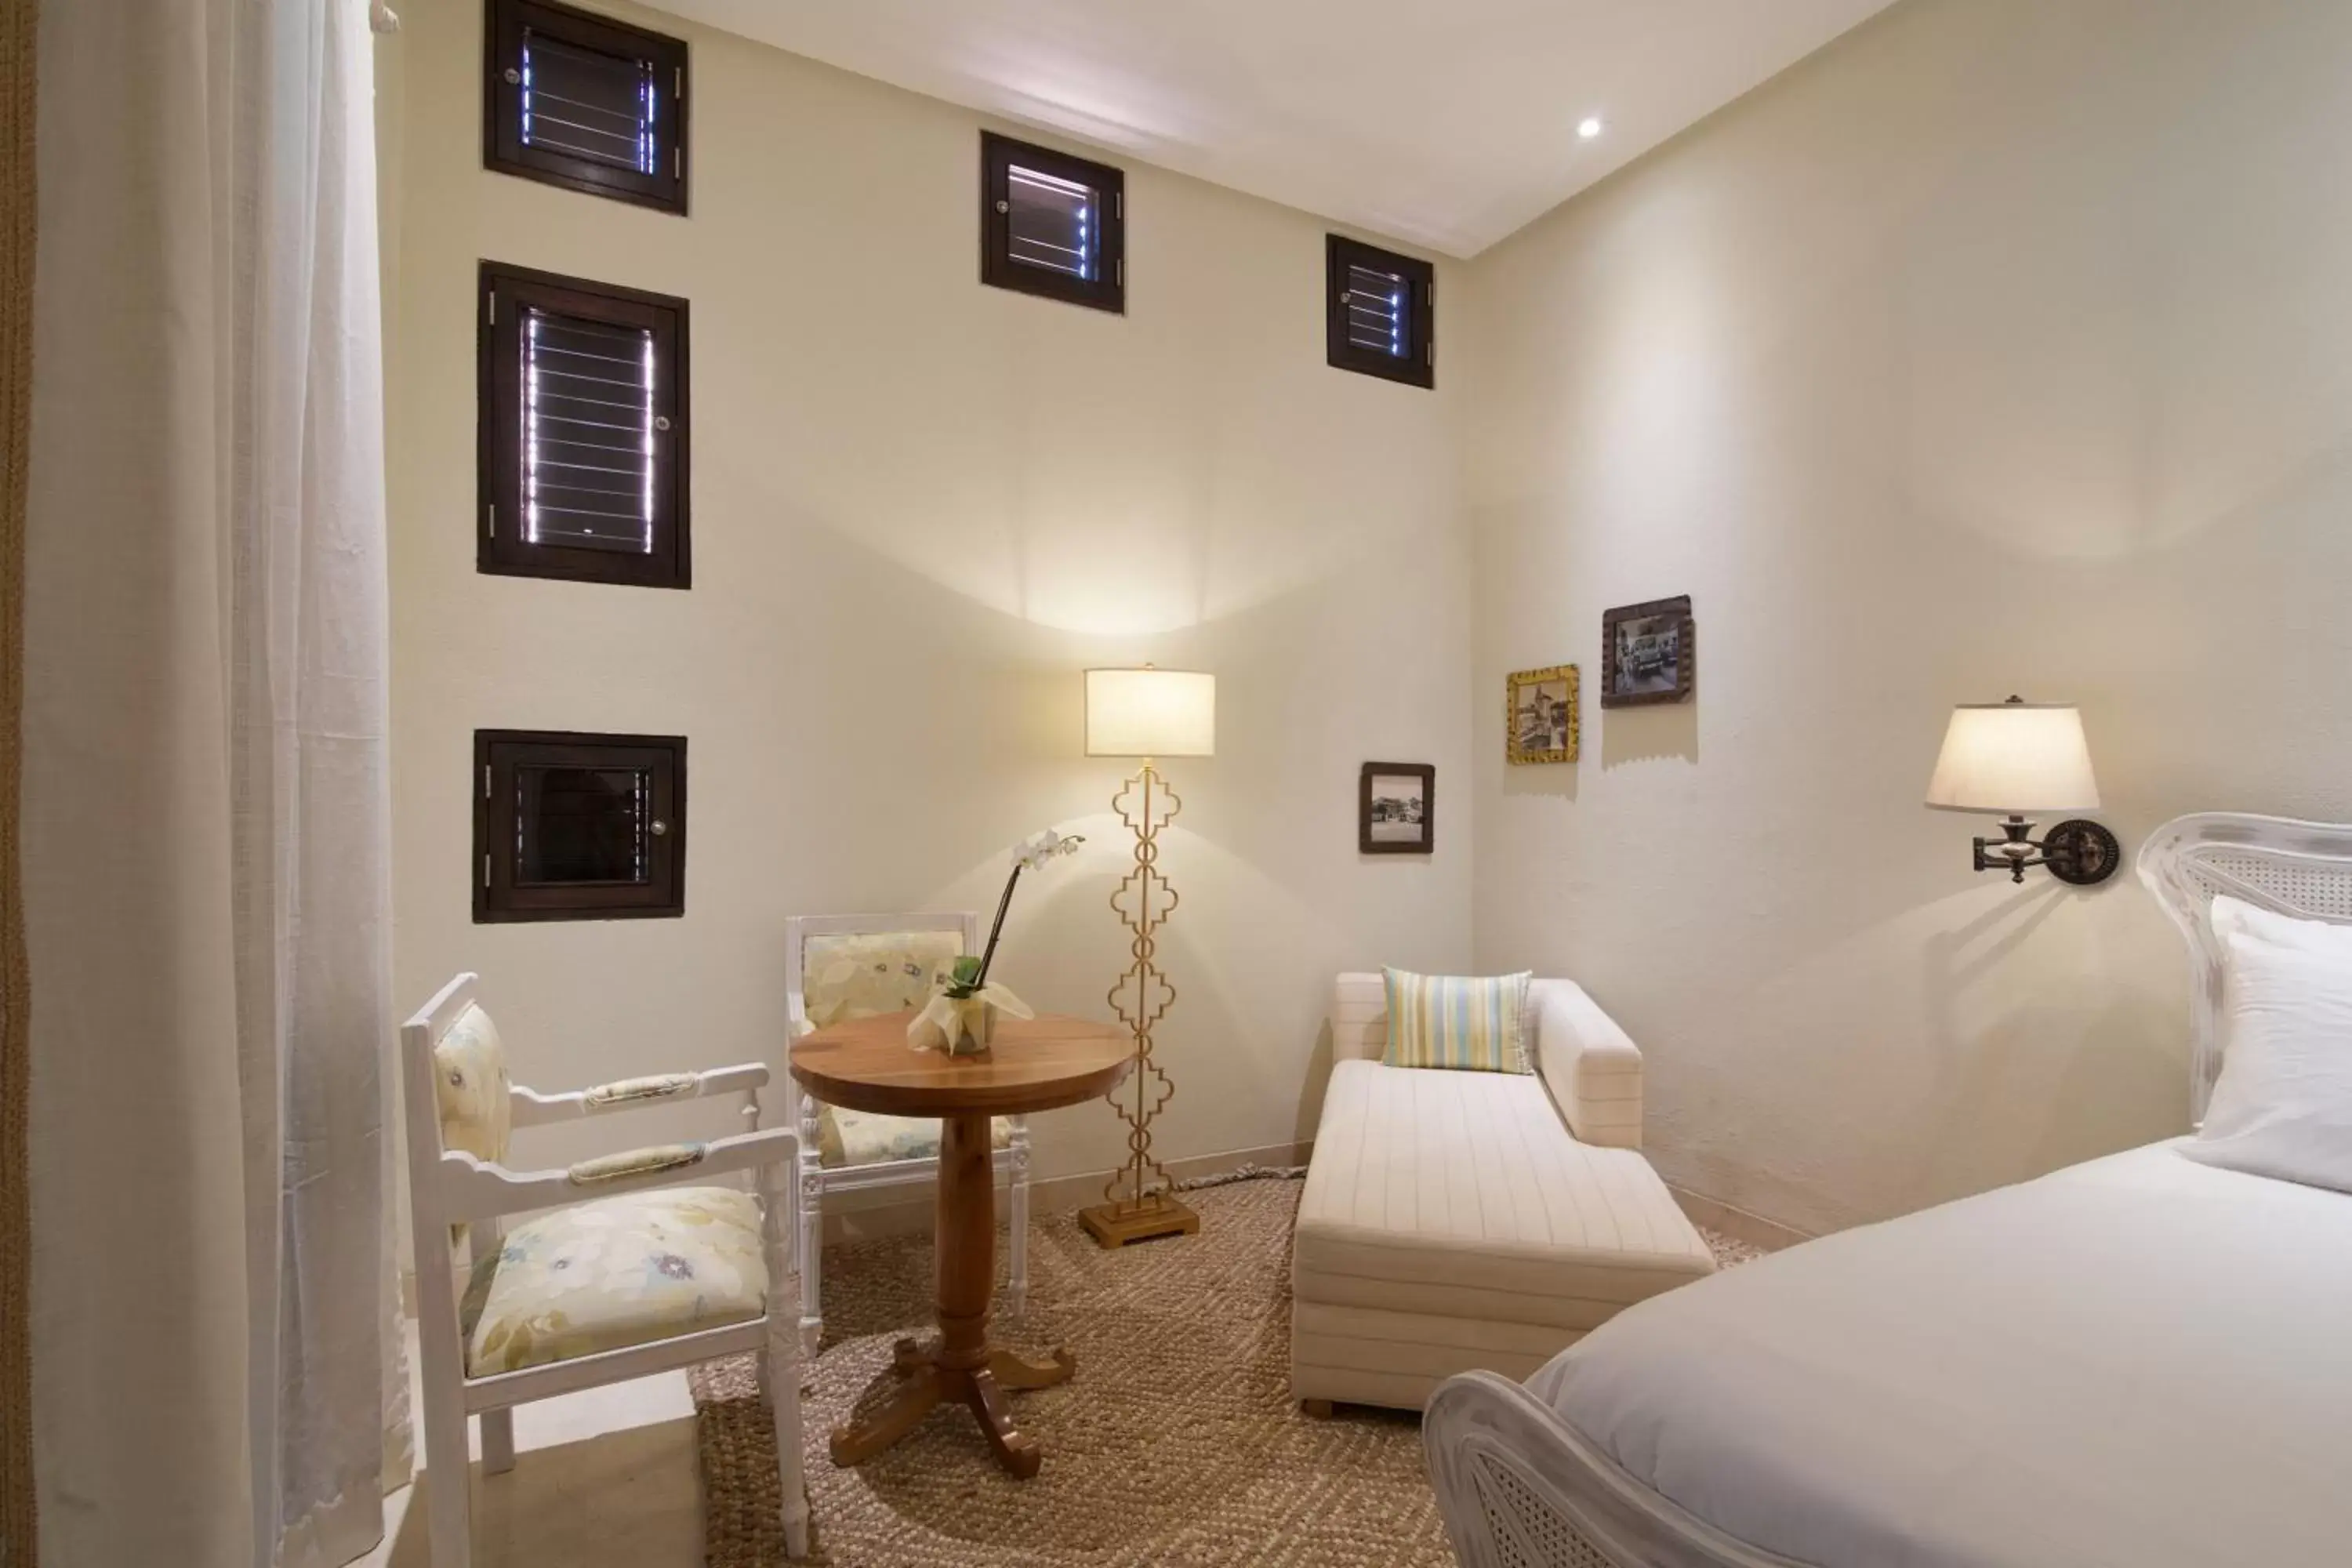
[{"left": 1291, "top": 973, "right": 1715, "bottom": 1413}]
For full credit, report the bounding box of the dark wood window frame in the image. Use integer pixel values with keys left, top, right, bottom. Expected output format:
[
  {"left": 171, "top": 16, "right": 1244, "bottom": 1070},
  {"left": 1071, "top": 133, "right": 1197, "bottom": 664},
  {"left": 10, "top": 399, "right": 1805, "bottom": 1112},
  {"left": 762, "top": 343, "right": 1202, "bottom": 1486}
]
[
  {"left": 477, "top": 261, "right": 691, "bottom": 590},
  {"left": 485, "top": 0, "right": 689, "bottom": 215},
  {"left": 475, "top": 730, "right": 687, "bottom": 923},
  {"left": 980, "top": 131, "right": 1126, "bottom": 314},
  {"left": 1327, "top": 234, "right": 1435, "bottom": 389}
]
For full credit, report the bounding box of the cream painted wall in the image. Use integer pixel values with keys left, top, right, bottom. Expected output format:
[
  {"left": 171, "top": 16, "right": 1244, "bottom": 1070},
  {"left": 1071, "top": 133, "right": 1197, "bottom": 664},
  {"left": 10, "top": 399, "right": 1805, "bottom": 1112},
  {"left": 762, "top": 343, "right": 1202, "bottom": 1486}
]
[
  {"left": 383, "top": 2, "right": 1471, "bottom": 1179},
  {"left": 1465, "top": 0, "right": 2352, "bottom": 1235}
]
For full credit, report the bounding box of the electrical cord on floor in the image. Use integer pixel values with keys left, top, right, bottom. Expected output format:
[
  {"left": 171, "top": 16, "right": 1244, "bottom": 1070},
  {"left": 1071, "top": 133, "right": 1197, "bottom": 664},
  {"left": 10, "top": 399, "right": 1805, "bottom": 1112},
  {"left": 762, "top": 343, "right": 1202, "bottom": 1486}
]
[{"left": 1171, "top": 1162, "right": 1306, "bottom": 1192}]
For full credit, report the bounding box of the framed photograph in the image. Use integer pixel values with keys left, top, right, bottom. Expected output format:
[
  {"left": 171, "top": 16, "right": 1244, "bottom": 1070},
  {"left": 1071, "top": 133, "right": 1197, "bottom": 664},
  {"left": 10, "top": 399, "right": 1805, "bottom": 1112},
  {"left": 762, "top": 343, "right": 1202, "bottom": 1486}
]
[
  {"left": 1506, "top": 665, "right": 1579, "bottom": 764},
  {"left": 1359, "top": 763, "right": 1435, "bottom": 855},
  {"left": 1600, "top": 595, "right": 1694, "bottom": 708}
]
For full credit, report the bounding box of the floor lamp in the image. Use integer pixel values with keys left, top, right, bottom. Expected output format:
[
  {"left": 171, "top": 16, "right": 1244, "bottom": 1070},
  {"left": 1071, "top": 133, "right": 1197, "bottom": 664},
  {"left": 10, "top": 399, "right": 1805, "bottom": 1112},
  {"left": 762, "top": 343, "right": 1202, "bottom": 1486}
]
[{"left": 1079, "top": 666, "right": 1214, "bottom": 1247}]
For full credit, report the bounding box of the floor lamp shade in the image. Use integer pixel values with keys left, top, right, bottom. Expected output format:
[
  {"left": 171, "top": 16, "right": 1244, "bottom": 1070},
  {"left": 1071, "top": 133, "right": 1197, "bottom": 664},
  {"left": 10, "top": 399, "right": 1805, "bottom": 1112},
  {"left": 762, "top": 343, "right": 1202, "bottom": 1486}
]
[{"left": 1085, "top": 669, "right": 1215, "bottom": 758}]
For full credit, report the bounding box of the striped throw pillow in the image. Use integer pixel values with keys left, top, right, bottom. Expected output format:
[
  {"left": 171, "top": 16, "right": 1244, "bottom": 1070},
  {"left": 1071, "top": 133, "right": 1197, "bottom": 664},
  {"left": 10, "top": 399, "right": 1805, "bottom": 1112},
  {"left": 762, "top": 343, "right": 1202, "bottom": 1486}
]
[{"left": 1380, "top": 967, "right": 1533, "bottom": 1074}]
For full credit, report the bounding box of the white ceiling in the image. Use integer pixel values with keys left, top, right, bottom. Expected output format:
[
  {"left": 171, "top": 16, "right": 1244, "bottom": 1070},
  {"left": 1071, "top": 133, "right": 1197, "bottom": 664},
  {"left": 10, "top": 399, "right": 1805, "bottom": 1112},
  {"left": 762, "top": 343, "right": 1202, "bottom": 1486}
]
[{"left": 647, "top": 0, "right": 1895, "bottom": 257}]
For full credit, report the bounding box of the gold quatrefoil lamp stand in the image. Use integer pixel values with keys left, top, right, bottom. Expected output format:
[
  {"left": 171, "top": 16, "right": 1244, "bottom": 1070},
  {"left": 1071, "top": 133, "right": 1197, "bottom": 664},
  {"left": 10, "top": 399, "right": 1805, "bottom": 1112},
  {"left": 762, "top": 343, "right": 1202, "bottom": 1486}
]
[{"left": 1079, "top": 666, "right": 1214, "bottom": 1248}]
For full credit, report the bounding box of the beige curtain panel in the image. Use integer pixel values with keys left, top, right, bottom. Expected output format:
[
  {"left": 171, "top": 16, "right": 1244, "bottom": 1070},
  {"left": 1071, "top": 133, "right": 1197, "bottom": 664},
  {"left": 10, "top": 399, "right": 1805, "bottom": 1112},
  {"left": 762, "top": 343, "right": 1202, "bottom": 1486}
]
[
  {"left": 23, "top": 2, "right": 402, "bottom": 1564},
  {"left": 1, "top": 0, "right": 35, "bottom": 1557}
]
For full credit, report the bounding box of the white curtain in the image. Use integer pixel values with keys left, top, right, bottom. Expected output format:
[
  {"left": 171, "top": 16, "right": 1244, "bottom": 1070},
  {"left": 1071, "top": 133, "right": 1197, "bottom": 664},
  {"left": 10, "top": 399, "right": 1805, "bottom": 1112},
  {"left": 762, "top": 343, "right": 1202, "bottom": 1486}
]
[{"left": 24, "top": 2, "right": 402, "bottom": 1565}]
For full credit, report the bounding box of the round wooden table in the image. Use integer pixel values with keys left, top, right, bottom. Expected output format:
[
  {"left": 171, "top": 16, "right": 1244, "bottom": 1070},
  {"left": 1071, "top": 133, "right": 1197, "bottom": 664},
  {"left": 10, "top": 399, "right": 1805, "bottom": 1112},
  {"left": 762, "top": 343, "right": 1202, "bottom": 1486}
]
[{"left": 789, "top": 1009, "right": 1132, "bottom": 1478}]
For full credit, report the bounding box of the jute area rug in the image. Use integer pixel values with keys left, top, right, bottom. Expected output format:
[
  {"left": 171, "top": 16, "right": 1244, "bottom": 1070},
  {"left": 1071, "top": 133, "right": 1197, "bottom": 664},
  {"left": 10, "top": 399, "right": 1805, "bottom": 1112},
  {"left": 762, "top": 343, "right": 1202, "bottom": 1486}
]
[{"left": 691, "top": 1176, "right": 1758, "bottom": 1567}]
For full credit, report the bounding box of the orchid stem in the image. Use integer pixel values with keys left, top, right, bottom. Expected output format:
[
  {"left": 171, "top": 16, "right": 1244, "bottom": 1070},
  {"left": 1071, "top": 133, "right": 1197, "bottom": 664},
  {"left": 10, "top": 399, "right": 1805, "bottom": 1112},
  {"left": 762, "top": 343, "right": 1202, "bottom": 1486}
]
[{"left": 975, "top": 864, "right": 1021, "bottom": 986}]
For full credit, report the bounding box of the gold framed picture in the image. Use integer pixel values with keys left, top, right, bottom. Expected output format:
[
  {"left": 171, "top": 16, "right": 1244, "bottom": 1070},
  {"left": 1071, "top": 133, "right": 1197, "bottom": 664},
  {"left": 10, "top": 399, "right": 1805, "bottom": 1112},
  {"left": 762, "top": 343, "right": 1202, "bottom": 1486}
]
[{"left": 1506, "top": 665, "right": 1579, "bottom": 764}]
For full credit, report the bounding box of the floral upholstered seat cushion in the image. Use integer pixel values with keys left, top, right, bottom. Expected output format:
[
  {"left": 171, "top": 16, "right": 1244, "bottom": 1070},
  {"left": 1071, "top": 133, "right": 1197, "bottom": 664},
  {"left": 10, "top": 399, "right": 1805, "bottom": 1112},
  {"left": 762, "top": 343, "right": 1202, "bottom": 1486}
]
[
  {"left": 799, "top": 929, "right": 964, "bottom": 1030},
  {"left": 461, "top": 1185, "right": 767, "bottom": 1376},
  {"left": 816, "top": 1106, "right": 1013, "bottom": 1170}
]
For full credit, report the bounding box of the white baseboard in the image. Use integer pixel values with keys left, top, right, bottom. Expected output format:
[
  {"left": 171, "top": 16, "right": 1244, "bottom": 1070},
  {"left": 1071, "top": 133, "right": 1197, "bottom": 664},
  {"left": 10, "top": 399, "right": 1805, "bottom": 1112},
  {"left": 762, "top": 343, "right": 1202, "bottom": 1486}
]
[
  {"left": 815, "top": 1139, "right": 1312, "bottom": 1247},
  {"left": 1668, "top": 1185, "right": 1813, "bottom": 1253}
]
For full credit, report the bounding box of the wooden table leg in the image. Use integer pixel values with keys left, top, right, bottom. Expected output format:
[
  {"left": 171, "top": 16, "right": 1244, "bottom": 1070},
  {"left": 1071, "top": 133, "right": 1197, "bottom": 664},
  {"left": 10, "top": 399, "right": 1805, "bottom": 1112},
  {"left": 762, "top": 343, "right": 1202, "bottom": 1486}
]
[
  {"left": 934, "top": 1111, "right": 994, "bottom": 1375},
  {"left": 827, "top": 1364, "right": 945, "bottom": 1466},
  {"left": 987, "top": 1345, "right": 1076, "bottom": 1389},
  {"left": 964, "top": 1366, "right": 1041, "bottom": 1478},
  {"left": 825, "top": 1110, "right": 1076, "bottom": 1476}
]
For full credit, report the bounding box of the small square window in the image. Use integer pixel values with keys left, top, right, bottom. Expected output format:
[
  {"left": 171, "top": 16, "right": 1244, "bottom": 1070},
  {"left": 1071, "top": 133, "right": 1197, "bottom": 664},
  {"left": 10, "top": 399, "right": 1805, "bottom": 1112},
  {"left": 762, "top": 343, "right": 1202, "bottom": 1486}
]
[
  {"left": 475, "top": 730, "right": 685, "bottom": 923},
  {"left": 981, "top": 132, "right": 1124, "bottom": 314},
  {"left": 478, "top": 262, "right": 689, "bottom": 590},
  {"left": 485, "top": 0, "right": 688, "bottom": 215},
  {"left": 1327, "top": 235, "right": 1434, "bottom": 388}
]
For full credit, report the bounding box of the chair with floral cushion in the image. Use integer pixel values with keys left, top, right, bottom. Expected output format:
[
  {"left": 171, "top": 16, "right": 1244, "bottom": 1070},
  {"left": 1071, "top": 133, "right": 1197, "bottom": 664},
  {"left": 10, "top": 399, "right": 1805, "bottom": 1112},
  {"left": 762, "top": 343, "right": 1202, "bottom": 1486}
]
[
  {"left": 785, "top": 911, "right": 1029, "bottom": 1349},
  {"left": 400, "top": 972, "right": 809, "bottom": 1566}
]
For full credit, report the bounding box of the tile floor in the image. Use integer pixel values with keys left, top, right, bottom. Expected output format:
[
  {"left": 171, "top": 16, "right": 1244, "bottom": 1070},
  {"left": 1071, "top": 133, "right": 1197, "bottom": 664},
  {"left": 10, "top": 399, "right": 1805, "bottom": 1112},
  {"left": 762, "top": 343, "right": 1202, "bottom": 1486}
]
[{"left": 358, "top": 1329, "right": 702, "bottom": 1568}]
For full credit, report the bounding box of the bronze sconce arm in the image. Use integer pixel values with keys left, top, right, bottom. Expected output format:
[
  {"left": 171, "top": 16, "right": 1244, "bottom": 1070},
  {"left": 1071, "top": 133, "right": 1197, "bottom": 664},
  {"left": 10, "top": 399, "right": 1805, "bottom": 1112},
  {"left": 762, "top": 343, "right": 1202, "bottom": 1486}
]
[{"left": 1973, "top": 815, "right": 2122, "bottom": 886}]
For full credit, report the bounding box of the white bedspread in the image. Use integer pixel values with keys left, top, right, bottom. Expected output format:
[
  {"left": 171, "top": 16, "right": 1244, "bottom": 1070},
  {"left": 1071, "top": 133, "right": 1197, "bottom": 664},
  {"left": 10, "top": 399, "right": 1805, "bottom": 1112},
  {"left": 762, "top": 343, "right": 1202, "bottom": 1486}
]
[{"left": 1528, "top": 1142, "right": 2352, "bottom": 1567}]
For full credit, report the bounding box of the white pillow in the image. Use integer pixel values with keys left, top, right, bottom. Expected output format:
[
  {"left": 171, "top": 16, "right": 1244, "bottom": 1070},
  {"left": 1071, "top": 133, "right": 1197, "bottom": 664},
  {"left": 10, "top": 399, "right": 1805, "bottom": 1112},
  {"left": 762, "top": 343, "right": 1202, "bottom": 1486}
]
[
  {"left": 2210, "top": 892, "right": 2352, "bottom": 955},
  {"left": 2183, "top": 895, "right": 2352, "bottom": 1192}
]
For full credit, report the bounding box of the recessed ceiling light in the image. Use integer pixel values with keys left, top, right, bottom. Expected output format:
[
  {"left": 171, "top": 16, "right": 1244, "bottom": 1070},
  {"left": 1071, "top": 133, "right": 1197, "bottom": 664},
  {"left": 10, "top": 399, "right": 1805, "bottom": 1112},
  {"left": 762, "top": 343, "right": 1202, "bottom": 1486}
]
[{"left": 1577, "top": 117, "right": 1605, "bottom": 140}]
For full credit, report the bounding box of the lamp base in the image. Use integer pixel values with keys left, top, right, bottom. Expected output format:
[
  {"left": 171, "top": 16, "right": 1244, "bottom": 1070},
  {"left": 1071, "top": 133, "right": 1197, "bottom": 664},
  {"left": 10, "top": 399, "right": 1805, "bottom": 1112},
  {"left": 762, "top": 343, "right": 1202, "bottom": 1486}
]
[
  {"left": 2044, "top": 818, "right": 2123, "bottom": 886},
  {"left": 1078, "top": 1196, "right": 1200, "bottom": 1249}
]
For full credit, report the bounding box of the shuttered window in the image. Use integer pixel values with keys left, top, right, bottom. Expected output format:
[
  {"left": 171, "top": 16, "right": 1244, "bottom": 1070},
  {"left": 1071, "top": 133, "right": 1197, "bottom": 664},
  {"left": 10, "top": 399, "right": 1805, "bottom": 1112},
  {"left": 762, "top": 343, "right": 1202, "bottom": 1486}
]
[
  {"left": 1342, "top": 262, "right": 1409, "bottom": 358},
  {"left": 1007, "top": 166, "right": 1099, "bottom": 278},
  {"left": 478, "top": 263, "right": 690, "bottom": 589},
  {"left": 485, "top": 0, "right": 688, "bottom": 215},
  {"left": 1326, "top": 235, "right": 1434, "bottom": 388},
  {"left": 523, "top": 34, "right": 657, "bottom": 173},
  {"left": 981, "top": 132, "right": 1124, "bottom": 314},
  {"left": 524, "top": 310, "right": 654, "bottom": 554},
  {"left": 476, "top": 731, "right": 686, "bottom": 922}
]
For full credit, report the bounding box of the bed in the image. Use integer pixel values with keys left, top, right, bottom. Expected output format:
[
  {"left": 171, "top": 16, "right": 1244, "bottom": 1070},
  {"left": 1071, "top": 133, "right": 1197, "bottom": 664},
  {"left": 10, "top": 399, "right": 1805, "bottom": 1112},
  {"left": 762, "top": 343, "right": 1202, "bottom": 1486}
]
[{"left": 1425, "top": 812, "right": 2352, "bottom": 1568}]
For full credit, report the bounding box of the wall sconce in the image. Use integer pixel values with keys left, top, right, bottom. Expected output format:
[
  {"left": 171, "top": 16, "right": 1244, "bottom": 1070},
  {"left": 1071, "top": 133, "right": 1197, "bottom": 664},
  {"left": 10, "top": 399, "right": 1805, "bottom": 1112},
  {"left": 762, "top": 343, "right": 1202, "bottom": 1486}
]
[{"left": 1924, "top": 697, "right": 2121, "bottom": 886}]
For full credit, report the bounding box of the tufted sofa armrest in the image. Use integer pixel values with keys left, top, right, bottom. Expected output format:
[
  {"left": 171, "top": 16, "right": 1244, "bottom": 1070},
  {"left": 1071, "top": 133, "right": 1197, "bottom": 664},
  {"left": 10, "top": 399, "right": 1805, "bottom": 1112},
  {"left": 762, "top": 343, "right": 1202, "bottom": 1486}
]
[
  {"left": 1530, "top": 980, "right": 1643, "bottom": 1149},
  {"left": 1329, "top": 973, "right": 1390, "bottom": 1062}
]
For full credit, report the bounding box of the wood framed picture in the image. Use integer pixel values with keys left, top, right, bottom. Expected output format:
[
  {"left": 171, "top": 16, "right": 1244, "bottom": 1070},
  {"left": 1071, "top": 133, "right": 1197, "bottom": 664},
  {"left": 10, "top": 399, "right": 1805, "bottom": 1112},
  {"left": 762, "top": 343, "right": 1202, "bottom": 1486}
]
[
  {"left": 1359, "top": 763, "right": 1435, "bottom": 855},
  {"left": 1507, "top": 665, "right": 1579, "bottom": 764},
  {"left": 1600, "top": 596, "right": 1694, "bottom": 708}
]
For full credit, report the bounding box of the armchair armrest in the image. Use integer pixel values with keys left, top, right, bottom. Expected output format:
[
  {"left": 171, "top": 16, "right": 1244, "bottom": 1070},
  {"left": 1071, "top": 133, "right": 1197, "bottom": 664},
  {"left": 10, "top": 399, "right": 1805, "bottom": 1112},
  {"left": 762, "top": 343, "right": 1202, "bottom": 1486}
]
[
  {"left": 1530, "top": 979, "right": 1644, "bottom": 1149},
  {"left": 566, "top": 1142, "right": 711, "bottom": 1185},
  {"left": 509, "top": 1062, "right": 770, "bottom": 1127},
  {"left": 437, "top": 1125, "right": 802, "bottom": 1221}
]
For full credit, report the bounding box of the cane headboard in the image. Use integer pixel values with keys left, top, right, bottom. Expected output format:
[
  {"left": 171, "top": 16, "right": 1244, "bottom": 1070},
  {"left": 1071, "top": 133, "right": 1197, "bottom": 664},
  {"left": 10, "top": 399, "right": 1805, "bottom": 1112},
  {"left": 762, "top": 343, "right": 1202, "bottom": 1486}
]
[{"left": 2139, "top": 813, "right": 2352, "bottom": 1125}]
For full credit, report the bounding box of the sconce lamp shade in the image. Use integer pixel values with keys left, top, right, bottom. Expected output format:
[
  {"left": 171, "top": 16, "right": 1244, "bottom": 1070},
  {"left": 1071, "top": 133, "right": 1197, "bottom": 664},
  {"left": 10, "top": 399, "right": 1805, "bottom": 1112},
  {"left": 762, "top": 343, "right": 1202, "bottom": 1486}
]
[
  {"left": 1925, "top": 701, "right": 2100, "bottom": 815},
  {"left": 1085, "top": 668, "right": 1216, "bottom": 758}
]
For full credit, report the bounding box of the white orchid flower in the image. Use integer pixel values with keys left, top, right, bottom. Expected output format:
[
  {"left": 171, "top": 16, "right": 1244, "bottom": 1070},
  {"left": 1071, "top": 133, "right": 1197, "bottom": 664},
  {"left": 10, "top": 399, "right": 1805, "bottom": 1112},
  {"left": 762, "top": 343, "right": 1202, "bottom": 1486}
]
[{"left": 1012, "top": 828, "right": 1085, "bottom": 871}]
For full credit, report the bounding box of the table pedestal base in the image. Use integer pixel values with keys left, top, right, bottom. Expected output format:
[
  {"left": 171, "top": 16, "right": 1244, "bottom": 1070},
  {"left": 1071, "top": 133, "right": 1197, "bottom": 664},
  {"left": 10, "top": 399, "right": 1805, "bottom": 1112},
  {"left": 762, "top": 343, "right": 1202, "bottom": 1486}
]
[
  {"left": 828, "top": 1338, "right": 1075, "bottom": 1478},
  {"left": 823, "top": 1111, "right": 1076, "bottom": 1478}
]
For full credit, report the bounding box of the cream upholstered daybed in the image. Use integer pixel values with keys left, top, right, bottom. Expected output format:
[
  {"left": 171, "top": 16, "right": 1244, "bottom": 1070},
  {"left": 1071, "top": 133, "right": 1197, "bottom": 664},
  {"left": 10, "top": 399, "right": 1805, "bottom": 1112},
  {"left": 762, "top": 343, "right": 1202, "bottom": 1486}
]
[
  {"left": 1425, "top": 812, "right": 2352, "bottom": 1568},
  {"left": 1291, "top": 974, "right": 1715, "bottom": 1413}
]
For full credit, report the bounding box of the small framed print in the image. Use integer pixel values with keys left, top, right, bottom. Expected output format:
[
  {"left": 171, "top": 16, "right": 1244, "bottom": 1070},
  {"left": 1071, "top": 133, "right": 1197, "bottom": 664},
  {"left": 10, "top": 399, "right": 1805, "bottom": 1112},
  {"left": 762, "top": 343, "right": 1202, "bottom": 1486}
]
[
  {"left": 1359, "top": 762, "right": 1435, "bottom": 855},
  {"left": 1507, "top": 665, "right": 1579, "bottom": 764},
  {"left": 1601, "top": 596, "right": 1694, "bottom": 708}
]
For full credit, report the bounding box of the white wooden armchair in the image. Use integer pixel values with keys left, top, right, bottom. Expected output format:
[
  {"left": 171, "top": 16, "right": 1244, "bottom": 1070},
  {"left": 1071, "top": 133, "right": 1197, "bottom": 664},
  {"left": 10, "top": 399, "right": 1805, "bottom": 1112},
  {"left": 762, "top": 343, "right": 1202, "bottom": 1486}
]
[
  {"left": 401, "top": 973, "right": 809, "bottom": 1566},
  {"left": 784, "top": 912, "right": 1030, "bottom": 1349}
]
